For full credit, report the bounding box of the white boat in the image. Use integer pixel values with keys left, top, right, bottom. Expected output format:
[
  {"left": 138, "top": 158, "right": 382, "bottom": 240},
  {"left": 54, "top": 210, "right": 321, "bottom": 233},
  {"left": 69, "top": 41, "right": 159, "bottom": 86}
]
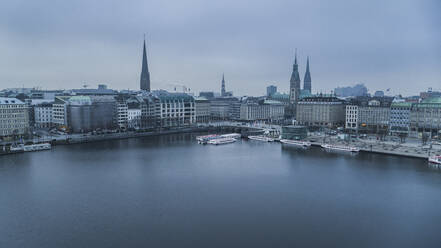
[
  {"left": 23, "top": 143, "right": 51, "bottom": 152},
  {"left": 220, "top": 133, "right": 241, "bottom": 139},
  {"left": 196, "top": 134, "right": 220, "bottom": 144},
  {"left": 248, "top": 135, "right": 274, "bottom": 142},
  {"left": 321, "top": 144, "right": 360, "bottom": 152},
  {"left": 428, "top": 155, "right": 441, "bottom": 165},
  {"left": 208, "top": 138, "right": 237, "bottom": 145},
  {"left": 280, "top": 139, "right": 311, "bottom": 148},
  {"left": 9, "top": 144, "right": 24, "bottom": 153}
]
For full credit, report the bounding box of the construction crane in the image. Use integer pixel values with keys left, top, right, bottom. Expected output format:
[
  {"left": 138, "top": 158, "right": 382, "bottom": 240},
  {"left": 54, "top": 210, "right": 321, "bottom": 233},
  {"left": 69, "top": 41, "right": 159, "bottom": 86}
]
[{"left": 167, "top": 83, "right": 191, "bottom": 93}]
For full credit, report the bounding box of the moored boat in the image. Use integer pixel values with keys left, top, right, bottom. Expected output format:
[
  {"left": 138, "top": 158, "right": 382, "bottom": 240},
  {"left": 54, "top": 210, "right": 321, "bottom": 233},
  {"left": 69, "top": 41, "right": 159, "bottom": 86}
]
[
  {"left": 280, "top": 139, "right": 311, "bottom": 148},
  {"left": 428, "top": 155, "right": 441, "bottom": 165},
  {"left": 220, "top": 133, "right": 241, "bottom": 139},
  {"left": 208, "top": 137, "right": 237, "bottom": 145},
  {"left": 248, "top": 135, "right": 274, "bottom": 142},
  {"left": 23, "top": 143, "right": 51, "bottom": 152},
  {"left": 321, "top": 144, "right": 359, "bottom": 152},
  {"left": 196, "top": 134, "right": 220, "bottom": 144}
]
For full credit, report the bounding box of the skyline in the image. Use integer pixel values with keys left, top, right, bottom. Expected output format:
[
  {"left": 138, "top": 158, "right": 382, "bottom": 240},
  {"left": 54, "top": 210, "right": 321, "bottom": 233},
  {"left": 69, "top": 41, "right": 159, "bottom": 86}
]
[{"left": 1, "top": 0, "right": 440, "bottom": 96}]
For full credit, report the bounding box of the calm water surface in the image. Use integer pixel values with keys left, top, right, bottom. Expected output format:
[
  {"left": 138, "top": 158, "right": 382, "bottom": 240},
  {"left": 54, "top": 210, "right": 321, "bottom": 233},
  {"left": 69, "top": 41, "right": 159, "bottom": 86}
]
[{"left": 1, "top": 134, "right": 441, "bottom": 247}]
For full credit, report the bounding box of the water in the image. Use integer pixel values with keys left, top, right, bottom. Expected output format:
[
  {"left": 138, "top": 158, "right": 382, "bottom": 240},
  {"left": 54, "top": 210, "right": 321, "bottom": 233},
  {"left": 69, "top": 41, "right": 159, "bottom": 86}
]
[{"left": 1, "top": 134, "right": 441, "bottom": 248}]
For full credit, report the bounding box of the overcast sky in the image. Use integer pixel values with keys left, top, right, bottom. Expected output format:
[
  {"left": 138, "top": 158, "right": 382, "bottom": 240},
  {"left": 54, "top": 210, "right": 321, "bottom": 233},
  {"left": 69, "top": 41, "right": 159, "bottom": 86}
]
[{"left": 0, "top": 0, "right": 440, "bottom": 96}]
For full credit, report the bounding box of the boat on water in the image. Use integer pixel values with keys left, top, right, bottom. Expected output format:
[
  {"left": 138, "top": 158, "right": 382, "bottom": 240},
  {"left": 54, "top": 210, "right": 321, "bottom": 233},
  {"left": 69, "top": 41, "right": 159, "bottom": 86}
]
[
  {"left": 23, "top": 143, "right": 51, "bottom": 152},
  {"left": 321, "top": 144, "right": 360, "bottom": 152},
  {"left": 428, "top": 155, "right": 441, "bottom": 165},
  {"left": 220, "top": 133, "right": 241, "bottom": 139},
  {"left": 9, "top": 145, "right": 24, "bottom": 153},
  {"left": 196, "top": 134, "right": 220, "bottom": 144},
  {"left": 248, "top": 135, "right": 274, "bottom": 142},
  {"left": 208, "top": 138, "right": 237, "bottom": 145},
  {"left": 280, "top": 139, "right": 311, "bottom": 148}
]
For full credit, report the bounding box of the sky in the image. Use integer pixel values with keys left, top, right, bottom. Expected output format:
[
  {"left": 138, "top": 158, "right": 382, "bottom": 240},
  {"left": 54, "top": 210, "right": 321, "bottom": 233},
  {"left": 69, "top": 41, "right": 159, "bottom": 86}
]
[{"left": 0, "top": 0, "right": 440, "bottom": 96}]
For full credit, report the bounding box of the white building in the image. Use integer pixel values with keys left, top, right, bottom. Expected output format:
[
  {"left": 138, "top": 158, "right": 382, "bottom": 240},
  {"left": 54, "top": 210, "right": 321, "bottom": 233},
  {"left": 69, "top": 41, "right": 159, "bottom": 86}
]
[
  {"left": 345, "top": 105, "right": 358, "bottom": 130},
  {"left": 239, "top": 100, "right": 285, "bottom": 121},
  {"left": 128, "top": 108, "right": 141, "bottom": 129},
  {"left": 0, "top": 97, "right": 29, "bottom": 138},
  {"left": 34, "top": 103, "right": 53, "bottom": 128},
  {"left": 52, "top": 96, "right": 70, "bottom": 128}
]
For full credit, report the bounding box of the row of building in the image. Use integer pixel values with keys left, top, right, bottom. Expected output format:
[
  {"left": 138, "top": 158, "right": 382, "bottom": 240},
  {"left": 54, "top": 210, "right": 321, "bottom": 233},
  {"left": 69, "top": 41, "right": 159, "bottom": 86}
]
[
  {"left": 294, "top": 95, "right": 441, "bottom": 137},
  {"left": 0, "top": 89, "right": 288, "bottom": 139}
]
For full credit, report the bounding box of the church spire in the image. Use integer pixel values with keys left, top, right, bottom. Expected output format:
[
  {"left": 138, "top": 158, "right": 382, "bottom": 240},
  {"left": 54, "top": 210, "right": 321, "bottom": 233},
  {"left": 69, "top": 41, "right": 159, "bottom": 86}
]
[
  {"left": 221, "top": 73, "right": 226, "bottom": 97},
  {"left": 303, "top": 56, "right": 311, "bottom": 93},
  {"left": 140, "top": 35, "right": 151, "bottom": 91}
]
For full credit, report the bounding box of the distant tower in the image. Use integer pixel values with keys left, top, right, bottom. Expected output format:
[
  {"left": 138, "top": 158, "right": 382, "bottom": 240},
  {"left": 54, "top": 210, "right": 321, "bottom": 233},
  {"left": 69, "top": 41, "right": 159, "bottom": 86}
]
[
  {"left": 289, "top": 51, "right": 301, "bottom": 105},
  {"left": 140, "top": 36, "right": 151, "bottom": 91},
  {"left": 303, "top": 56, "right": 311, "bottom": 93},
  {"left": 221, "top": 73, "right": 226, "bottom": 97}
]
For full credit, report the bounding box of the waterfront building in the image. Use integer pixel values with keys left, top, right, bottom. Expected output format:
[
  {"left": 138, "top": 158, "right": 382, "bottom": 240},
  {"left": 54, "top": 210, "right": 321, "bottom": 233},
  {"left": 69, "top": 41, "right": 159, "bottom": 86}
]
[
  {"left": 281, "top": 125, "right": 308, "bottom": 140},
  {"left": 67, "top": 96, "right": 117, "bottom": 133},
  {"left": 357, "top": 100, "right": 390, "bottom": 133},
  {"left": 239, "top": 99, "right": 285, "bottom": 121},
  {"left": 266, "top": 85, "right": 277, "bottom": 97},
  {"left": 345, "top": 98, "right": 392, "bottom": 133},
  {"left": 34, "top": 103, "right": 53, "bottom": 129},
  {"left": 139, "top": 95, "right": 160, "bottom": 130},
  {"left": 52, "top": 96, "right": 71, "bottom": 129},
  {"left": 410, "top": 97, "right": 441, "bottom": 137},
  {"left": 0, "top": 97, "right": 29, "bottom": 138},
  {"left": 140, "top": 38, "right": 151, "bottom": 92},
  {"left": 210, "top": 97, "right": 239, "bottom": 120},
  {"left": 303, "top": 56, "right": 311, "bottom": 93},
  {"left": 195, "top": 97, "right": 211, "bottom": 123},
  {"left": 345, "top": 105, "right": 358, "bottom": 130},
  {"left": 115, "top": 95, "right": 129, "bottom": 130},
  {"left": 296, "top": 95, "right": 346, "bottom": 128},
  {"left": 389, "top": 102, "right": 412, "bottom": 135},
  {"left": 127, "top": 102, "right": 142, "bottom": 129},
  {"left": 154, "top": 91, "right": 195, "bottom": 127}
]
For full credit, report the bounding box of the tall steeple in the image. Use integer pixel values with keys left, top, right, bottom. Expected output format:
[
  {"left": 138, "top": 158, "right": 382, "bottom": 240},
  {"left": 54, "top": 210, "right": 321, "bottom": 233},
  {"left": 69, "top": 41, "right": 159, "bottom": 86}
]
[
  {"left": 140, "top": 35, "right": 151, "bottom": 91},
  {"left": 303, "top": 56, "right": 311, "bottom": 93},
  {"left": 221, "top": 73, "right": 226, "bottom": 97},
  {"left": 289, "top": 50, "right": 301, "bottom": 105}
]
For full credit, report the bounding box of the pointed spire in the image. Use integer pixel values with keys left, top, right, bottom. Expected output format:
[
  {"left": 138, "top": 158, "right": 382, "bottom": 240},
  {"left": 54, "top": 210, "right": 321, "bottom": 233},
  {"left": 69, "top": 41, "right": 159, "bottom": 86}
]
[
  {"left": 303, "top": 55, "right": 312, "bottom": 93},
  {"left": 294, "top": 48, "right": 298, "bottom": 65},
  {"left": 140, "top": 34, "right": 151, "bottom": 91},
  {"left": 221, "top": 73, "right": 226, "bottom": 97}
]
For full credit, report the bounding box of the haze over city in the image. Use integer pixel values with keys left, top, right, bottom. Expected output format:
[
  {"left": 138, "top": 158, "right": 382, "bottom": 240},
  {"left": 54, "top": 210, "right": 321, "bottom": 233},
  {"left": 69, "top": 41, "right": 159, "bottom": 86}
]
[{"left": 1, "top": 0, "right": 440, "bottom": 96}]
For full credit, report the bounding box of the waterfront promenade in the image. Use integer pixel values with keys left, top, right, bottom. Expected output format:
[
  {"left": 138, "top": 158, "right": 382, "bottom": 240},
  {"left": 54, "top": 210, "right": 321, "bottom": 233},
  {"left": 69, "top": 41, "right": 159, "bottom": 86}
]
[{"left": 2, "top": 122, "right": 440, "bottom": 160}]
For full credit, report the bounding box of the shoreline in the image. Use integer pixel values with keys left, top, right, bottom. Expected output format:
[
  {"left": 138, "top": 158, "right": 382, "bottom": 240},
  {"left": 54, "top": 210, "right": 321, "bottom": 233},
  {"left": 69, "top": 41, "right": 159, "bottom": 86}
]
[{"left": 1, "top": 127, "right": 437, "bottom": 161}]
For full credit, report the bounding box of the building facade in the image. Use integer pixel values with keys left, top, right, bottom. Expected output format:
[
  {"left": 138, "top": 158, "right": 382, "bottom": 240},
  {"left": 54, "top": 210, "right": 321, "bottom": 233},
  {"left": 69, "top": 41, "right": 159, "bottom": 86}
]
[
  {"left": 67, "top": 96, "right": 117, "bottom": 133},
  {"left": 195, "top": 97, "right": 211, "bottom": 123},
  {"left": 0, "top": 98, "right": 29, "bottom": 138},
  {"left": 34, "top": 103, "right": 53, "bottom": 128},
  {"left": 239, "top": 100, "right": 285, "bottom": 121},
  {"left": 296, "top": 96, "right": 346, "bottom": 128},
  {"left": 345, "top": 105, "right": 358, "bottom": 130},
  {"left": 410, "top": 97, "right": 441, "bottom": 137},
  {"left": 389, "top": 102, "right": 412, "bottom": 135},
  {"left": 52, "top": 96, "right": 70, "bottom": 128}
]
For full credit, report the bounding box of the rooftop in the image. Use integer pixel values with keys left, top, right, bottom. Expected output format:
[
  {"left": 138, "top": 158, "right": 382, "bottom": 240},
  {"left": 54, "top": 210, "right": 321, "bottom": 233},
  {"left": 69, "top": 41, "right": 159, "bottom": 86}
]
[{"left": 0, "top": 97, "right": 24, "bottom": 104}]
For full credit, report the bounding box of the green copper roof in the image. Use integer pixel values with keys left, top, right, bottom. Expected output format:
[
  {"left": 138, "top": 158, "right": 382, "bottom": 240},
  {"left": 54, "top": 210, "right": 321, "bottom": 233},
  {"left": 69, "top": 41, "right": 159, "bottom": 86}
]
[
  {"left": 421, "top": 97, "right": 441, "bottom": 104},
  {"left": 391, "top": 102, "right": 413, "bottom": 107}
]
